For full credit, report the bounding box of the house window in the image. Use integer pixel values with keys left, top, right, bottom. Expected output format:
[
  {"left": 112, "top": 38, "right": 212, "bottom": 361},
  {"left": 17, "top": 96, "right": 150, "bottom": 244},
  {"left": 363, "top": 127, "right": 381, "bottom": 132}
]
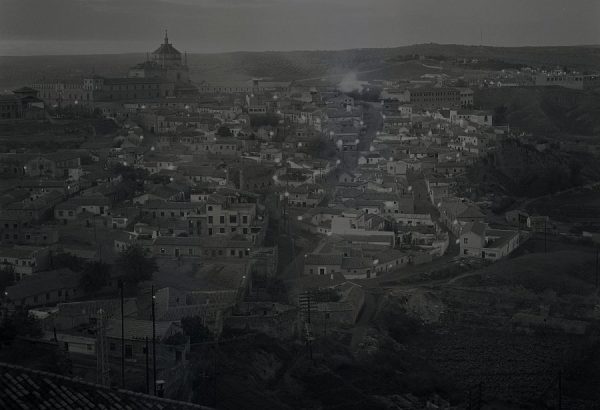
[
  {"left": 219, "top": 228, "right": 225, "bottom": 234},
  {"left": 219, "top": 216, "right": 225, "bottom": 224},
  {"left": 229, "top": 215, "right": 237, "bottom": 224},
  {"left": 463, "top": 238, "right": 468, "bottom": 244}
]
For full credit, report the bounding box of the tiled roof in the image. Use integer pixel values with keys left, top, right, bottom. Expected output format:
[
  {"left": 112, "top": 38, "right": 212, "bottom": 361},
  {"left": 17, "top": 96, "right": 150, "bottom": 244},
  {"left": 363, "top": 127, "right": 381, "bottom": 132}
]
[
  {"left": 304, "top": 253, "right": 343, "bottom": 266},
  {"left": 0, "top": 362, "right": 210, "bottom": 409},
  {"left": 341, "top": 257, "right": 373, "bottom": 269},
  {"left": 5, "top": 269, "right": 80, "bottom": 301}
]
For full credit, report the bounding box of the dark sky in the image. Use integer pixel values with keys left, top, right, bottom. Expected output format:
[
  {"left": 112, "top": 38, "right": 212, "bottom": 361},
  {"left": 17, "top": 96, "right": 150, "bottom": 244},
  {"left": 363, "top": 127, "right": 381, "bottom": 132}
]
[{"left": 0, "top": 0, "right": 598, "bottom": 55}]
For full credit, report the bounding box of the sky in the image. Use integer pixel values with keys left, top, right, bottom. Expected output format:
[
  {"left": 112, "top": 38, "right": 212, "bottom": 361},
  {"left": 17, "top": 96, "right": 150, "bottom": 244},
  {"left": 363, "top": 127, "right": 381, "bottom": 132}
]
[{"left": 0, "top": 0, "right": 598, "bottom": 55}]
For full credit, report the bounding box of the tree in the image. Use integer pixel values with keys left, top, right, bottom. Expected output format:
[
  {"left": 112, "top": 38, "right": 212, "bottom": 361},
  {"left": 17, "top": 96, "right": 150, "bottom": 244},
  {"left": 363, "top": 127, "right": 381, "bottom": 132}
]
[
  {"left": 217, "top": 126, "right": 232, "bottom": 137},
  {"left": 0, "top": 265, "right": 14, "bottom": 293},
  {"left": 493, "top": 105, "right": 508, "bottom": 126},
  {"left": 80, "top": 261, "right": 110, "bottom": 294},
  {"left": 249, "top": 114, "right": 279, "bottom": 128},
  {"left": 0, "top": 312, "right": 42, "bottom": 347},
  {"left": 181, "top": 316, "right": 211, "bottom": 343},
  {"left": 51, "top": 253, "right": 84, "bottom": 272},
  {"left": 116, "top": 245, "right": 158, "bottom": 285}
]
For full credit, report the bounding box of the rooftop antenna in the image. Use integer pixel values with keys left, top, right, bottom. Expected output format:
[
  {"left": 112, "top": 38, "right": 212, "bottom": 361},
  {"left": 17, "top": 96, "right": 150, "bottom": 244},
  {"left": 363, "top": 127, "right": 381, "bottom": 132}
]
[
  {"left": 184, "top": 51, "right": 188, "bottom": 66},
  {"left": 164, "top": 29, "right": 169, "bottom": 44}
]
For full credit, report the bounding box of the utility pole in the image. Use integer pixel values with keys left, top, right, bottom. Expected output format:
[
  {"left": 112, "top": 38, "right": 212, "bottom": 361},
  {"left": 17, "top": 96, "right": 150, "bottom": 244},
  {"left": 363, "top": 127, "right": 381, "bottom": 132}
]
[
  {"left": 95, "top": 309, "right": 110, "bottom": 386},
  {"left": 595, "top": 247, "right": 598, "bottom": 289},
  {"left": 145, "top": 337, "right": 150, "bottom": 394},
  {"left": 213, "top": 341, "right": 219, "bottom": 407},
  {"left": 544, "top": 219, "right": 548, "bottom": 254},
  {"left": 307, "top": 293, "right": 313, "bottom": 361},
  {"left": 558, "top": 369, "right": 562, "bottom": 410},
  {"left": 152, "top": 285, "right": 157, "bottom": 396},
  {"left": 120, "top": 280, "right": 125, "bottom": 388}
]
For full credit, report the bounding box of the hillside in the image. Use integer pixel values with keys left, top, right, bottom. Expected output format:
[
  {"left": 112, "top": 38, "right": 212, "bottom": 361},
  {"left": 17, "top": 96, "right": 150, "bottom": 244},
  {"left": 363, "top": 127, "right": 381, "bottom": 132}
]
[
  {"left": 476, "top": 87, "right": 600, "bottom": 136},
  {"left": 465, "top": 139, "right": 600, "bottom": 199},
  {"left": 1, "top": 43, "right": 599, "bottom": 90}
]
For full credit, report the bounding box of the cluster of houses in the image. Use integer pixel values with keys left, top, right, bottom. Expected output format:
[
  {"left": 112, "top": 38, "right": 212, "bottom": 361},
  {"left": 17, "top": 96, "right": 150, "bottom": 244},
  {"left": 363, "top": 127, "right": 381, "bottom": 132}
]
[{"left": 0, "top": 34, "right": 557, "bottom": 400}]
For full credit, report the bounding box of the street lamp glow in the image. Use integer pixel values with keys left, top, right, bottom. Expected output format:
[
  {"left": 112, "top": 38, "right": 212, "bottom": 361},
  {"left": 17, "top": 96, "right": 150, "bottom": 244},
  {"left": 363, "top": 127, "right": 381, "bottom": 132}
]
[{"left": 297, "top": 216, "right": 303, "bottom": 221}]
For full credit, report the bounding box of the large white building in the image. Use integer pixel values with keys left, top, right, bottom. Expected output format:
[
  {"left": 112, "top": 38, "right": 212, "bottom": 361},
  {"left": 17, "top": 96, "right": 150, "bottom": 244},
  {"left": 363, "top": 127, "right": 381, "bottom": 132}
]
[{"left": 459, "top": 221, "right": 520, "bottom": 261}]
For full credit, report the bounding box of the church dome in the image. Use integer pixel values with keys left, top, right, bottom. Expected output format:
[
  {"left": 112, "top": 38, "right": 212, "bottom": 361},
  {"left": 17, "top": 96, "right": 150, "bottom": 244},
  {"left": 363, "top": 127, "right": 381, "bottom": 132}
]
[{"left": 152, "top": 31, "right": 181, "bottom": 56}]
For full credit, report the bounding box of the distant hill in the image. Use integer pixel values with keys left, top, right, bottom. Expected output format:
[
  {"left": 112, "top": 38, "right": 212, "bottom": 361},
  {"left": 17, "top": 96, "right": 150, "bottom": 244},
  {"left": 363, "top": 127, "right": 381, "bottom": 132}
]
[{"left": 1, "top": 43, "right": 599, "bottom": 90}]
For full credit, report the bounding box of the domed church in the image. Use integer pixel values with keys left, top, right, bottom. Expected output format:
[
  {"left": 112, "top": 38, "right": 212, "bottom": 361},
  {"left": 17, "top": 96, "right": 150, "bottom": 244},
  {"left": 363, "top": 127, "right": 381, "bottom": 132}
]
[{"left": 128, "top": 30, "right": 191, "bottom": 84}]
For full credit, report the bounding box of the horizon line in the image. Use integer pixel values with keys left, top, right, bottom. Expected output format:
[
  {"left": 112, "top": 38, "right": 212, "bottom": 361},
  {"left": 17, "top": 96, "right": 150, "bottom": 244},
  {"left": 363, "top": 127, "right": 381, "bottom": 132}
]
[{"left": 1, "top": 42, "right": 599, "bottom": 58}]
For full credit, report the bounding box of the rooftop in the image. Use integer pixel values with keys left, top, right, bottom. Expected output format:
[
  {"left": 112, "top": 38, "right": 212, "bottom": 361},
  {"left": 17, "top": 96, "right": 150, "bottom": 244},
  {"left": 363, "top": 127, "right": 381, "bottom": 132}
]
[{"left": 0, "top": 362, "right": 209, "bottom": 410}]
